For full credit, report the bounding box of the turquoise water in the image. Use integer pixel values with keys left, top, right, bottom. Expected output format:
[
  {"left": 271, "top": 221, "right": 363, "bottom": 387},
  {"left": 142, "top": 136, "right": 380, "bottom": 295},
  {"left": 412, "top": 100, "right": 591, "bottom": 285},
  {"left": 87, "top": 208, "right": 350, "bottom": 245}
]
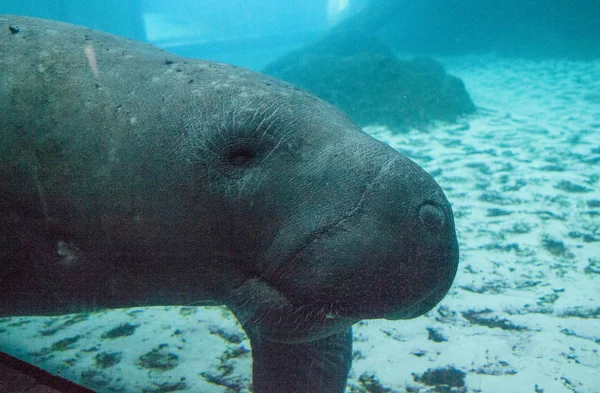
[{"left": 1, "top": 1, "right": 599, "bottom": 392}]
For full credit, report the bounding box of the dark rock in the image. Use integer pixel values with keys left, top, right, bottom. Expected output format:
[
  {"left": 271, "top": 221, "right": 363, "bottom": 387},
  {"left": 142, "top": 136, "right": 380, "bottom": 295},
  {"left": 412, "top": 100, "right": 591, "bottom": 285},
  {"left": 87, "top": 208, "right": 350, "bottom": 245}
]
[
  {"left": 537, "top": 292, "right": 560, "bottom": 306},
  {"left": 413, "top": 366, "right": 466, "bottom": 388},
  {"left": 223, "top": 345, "right": 250, "bottom": 360},
  {"left": 460, "top": 280, "right": 509, "bottom": 295},
  {"left": 381, "top": 328, "right": 406, "bottom": 342},
  {"left": 584, "top": 258, "right": 600, "bottom": 275},
  {"left": 482, "top": 242, "right": 520, "bottom": 252},
  {"left": 507, "top": 222, "right": 532, "bottom": 234},
  {"left": 472, "top": 360, "right": 517, "bottom": 375},
  {"left": 426, "top": 327, "right": 448, "bottom": 342},
  {"left": 200, "top": 370, "right": 245, "bottom": 393},
  {"left": 535, "top": 210, "right": 566, "bottom": 221},
  {"left": 208, "top": 326, "right": 245, "bottom": 344},
  {"left": 541, "top": 234, "right": 568, "bottom": 256},
  {"left": 263, "top": 33, "right": 475, "bottom": 133},
  {"left": 587, "top": 199, "right": 600, "bottom": 208},
  {"left": 39, "top": 314, "right": 90, "bottom": 337},
  {"left": 141, "top": 381, "right": 188, "bottom": 393},
  {"left": 557, "top": 307, "right": 600, "bottom": 318},
  {"left": 352, "top": 350, "right": 367, "bottom": 361},
  {"left": 80, "top": 369, "right": 110, "bottom": 389},
  {"left": 138, "top": 344, "right": 179, "bottom": 370},
  {"left": 94, "top": 351, "right": 122, "bottom": 369},
  {"left": 101, "top": 322, "right": 139, "bottom": 339},
  {"left": 554, "top": 180, "right": 593, "bottom": 193},
  {"left": 357, "top": 373, "right": 394, "bottom": 393},
  {"left": 502, "top": 178, "right": 527, "bottom": 192},
  {"left": 466, "top": 162, "right": 492, "bottom": 175},
  {"left": 461, "top": 309, "right": 528, "bottom": 331},
  {"left": 570, "top": 231, "right": 600, "bottom": 242},
  {"left": 515, "top": 280, "right": 542, "bottom": 289},
  {"left": 478, "top": 191, "right": 518, "bottom": 205},
  {"left": 50, "top": 335, "right": 82, "bottom": 352},
  {"left": 539, "top": 164, "right": 566, "bottom": 172},
  {"left": 200, "top": 344, "right": 249, "bottom": 393}
]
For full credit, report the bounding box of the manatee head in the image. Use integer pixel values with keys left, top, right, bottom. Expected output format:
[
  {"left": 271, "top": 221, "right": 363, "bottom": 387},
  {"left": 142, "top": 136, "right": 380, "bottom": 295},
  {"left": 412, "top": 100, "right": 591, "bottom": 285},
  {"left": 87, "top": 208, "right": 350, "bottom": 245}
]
[{"left": 170, "top": 69, "right": 460, "bottom": 344}]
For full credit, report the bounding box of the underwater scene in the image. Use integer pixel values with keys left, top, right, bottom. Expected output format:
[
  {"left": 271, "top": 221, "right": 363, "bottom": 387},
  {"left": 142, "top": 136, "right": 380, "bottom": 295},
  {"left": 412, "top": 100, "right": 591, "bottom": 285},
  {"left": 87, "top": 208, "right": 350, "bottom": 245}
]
[{"left": 0, "top": 1, "right": 598, "bottom": 392}]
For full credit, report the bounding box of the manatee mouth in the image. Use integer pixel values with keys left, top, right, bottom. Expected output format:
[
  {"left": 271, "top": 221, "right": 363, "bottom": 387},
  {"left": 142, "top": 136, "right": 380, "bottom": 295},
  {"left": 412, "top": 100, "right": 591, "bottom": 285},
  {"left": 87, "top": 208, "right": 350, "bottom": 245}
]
[
  {"left": 251, "top": 214, "right": 457, "bottom": 327},
  {"left": 227, "top": 275, "right": 358, "bottom": 344},
  {"left": 383, "top": 285, "right": 446, "bottom": 320}
]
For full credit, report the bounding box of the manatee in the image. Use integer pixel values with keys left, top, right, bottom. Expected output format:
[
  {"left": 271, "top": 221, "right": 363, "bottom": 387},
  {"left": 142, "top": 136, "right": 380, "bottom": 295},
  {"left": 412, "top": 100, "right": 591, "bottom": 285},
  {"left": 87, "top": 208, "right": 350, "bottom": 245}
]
[{"left": 0, "top": 15, "right": 459, "bottom": 393}]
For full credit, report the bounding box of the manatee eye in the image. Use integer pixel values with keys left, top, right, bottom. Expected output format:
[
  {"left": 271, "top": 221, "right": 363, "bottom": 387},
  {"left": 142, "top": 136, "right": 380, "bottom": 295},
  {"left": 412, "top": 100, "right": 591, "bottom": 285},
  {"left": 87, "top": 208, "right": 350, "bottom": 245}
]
[{"left": 228, "top": 146, "right": 256, "bottom": 166}]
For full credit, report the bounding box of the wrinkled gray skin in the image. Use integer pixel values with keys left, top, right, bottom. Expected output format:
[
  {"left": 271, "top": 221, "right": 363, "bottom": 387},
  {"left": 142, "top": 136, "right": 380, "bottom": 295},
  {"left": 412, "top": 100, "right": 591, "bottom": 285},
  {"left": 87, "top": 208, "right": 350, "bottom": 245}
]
[{"left": 0, "top": 16, "right": 459, "bottom": 393}]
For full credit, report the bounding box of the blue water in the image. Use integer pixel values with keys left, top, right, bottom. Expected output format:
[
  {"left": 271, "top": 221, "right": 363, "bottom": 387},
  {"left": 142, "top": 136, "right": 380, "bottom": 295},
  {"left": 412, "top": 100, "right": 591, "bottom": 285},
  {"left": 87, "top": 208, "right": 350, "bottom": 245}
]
[
  {"left": 1, "top": 0, "right": 599, "bottom": 69},
  {"left": 1, "top": 1, "right": 599, "bottom": 392}
]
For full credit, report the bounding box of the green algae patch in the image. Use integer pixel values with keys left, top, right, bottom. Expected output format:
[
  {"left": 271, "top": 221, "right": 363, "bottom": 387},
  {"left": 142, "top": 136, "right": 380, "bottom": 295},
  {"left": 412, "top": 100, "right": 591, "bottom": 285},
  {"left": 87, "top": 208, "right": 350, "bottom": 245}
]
[
  {"left": 95, "top": 351, "right": 123, "bottom": 369},
  {"left": 101, "top": 322, "right": 139, "bottom": 339},
  {"left": 139, "top": 344, "right": 179, "bottom": 371},
  {"left": 51, "top": 335, "right": 83, "bottom": 351}
]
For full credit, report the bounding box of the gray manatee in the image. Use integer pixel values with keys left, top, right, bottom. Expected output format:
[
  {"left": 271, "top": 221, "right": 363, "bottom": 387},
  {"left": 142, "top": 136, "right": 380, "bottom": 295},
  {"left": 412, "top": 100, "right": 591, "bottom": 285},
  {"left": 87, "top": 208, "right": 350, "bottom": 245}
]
[{"left": 0, "top": 15, "right": 459, "bottom": 393}]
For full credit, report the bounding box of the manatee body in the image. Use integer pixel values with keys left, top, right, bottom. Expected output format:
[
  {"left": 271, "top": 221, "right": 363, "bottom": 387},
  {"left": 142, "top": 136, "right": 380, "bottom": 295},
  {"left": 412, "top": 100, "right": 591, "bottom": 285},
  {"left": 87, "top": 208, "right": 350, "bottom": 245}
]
[{"left": 0, "top": 15, "right": 459, "bottom": 393}]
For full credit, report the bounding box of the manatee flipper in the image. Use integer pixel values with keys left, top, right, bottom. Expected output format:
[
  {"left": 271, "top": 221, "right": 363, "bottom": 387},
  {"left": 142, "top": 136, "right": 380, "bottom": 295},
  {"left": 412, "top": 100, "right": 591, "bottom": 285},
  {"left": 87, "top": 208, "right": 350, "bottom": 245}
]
[{"left": 249, "top": 327, "right": 353, "bottom": 393}]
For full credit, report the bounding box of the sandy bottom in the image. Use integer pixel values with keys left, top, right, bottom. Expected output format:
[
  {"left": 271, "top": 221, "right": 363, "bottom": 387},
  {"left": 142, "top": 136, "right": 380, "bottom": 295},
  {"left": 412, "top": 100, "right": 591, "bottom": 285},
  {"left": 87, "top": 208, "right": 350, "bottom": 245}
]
[{"left": 1, "top": 54, "right": 599, "bottom": 393}]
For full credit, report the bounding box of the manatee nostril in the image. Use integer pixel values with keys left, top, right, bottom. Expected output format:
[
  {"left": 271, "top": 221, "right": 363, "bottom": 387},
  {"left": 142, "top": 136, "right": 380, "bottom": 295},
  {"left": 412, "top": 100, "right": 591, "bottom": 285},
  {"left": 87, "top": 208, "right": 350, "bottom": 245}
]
[{"left": 419, "top": 203, "right": 445, "bottom": 232}]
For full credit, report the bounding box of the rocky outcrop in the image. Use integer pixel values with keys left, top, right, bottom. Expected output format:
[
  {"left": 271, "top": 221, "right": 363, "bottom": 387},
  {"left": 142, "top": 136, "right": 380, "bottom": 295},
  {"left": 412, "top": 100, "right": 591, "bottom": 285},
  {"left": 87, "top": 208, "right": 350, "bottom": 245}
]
[{"left": 264, "top": 33, "right": 475, "bottom": 133}]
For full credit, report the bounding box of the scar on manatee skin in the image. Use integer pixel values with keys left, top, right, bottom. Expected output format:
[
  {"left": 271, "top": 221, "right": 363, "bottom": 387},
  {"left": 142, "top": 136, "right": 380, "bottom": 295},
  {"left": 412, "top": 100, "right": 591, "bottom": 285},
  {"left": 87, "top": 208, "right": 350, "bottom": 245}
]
[
  {"left": 30, "top": 160, "right": 50, "bottom": 224},
  {"left": 84, "top": 44, "right": 99, "bottom": 78}
]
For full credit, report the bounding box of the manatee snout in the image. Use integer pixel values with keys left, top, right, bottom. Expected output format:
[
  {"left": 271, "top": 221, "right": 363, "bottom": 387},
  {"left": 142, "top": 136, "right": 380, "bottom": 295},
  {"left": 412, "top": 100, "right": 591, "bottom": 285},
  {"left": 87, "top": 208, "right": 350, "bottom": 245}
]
[
  {"left": 380, "top": 158, "right": 459, "bottom": 320},
  {"left": 386, "top": 196, "right": 459, "bottom": 320},
  {"left": 279, "top": 153, "right": 458, "bottom": 323}
]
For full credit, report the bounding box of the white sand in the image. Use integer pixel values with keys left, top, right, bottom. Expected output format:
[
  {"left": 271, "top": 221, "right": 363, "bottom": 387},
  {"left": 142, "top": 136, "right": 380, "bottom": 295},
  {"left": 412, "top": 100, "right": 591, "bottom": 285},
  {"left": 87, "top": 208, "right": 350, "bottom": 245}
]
[{"left": 1, "top": 55, "right": 599, "bottom": 393}]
